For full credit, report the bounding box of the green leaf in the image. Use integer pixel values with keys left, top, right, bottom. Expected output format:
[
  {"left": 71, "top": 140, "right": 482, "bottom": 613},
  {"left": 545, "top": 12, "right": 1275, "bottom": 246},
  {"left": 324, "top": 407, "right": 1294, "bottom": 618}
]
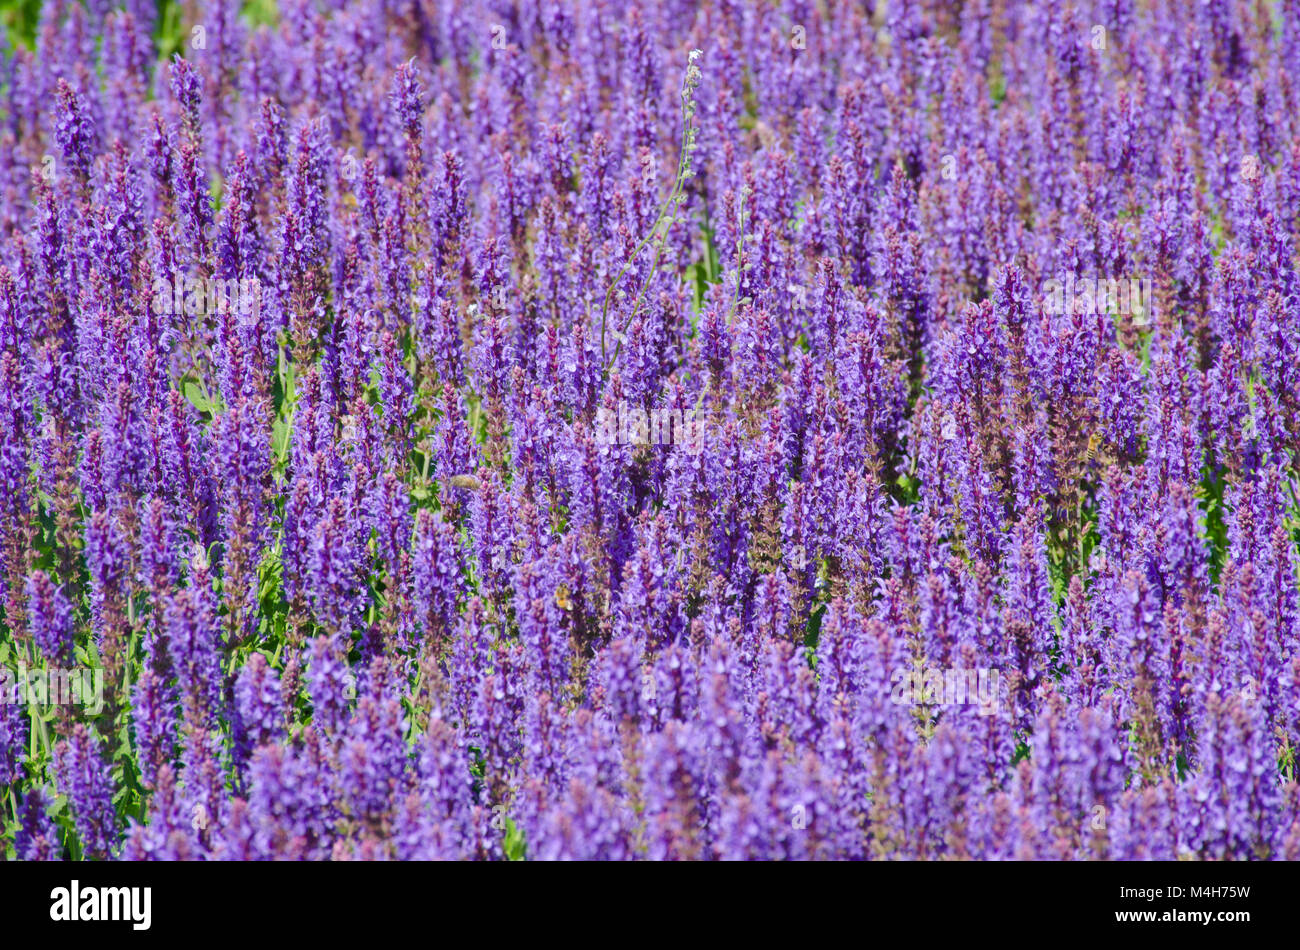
[
  {"left": 272, "top": 414, "right": 291, "bottom": 464},
  {"left": 182, "top": 377, "right": 212, "bottom": 416},
  {"left": 503, "top": 818, "right": 527, "bottom": 861}
]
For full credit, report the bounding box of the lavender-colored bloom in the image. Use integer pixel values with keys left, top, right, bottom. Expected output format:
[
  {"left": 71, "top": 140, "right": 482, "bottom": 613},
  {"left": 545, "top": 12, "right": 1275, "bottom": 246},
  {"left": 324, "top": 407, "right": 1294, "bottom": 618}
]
[
  {"left": 16, "top": 786, "right": 63, "bottom": 860},
  {"left": 233, "top": 653, "right": 286, "bottom": 772},
  {"left": 25, "top": 570, "right": 74, "bottom": 665},
  {"left": 120, "top": 764, "right": 202, "bottom": 860},
  {"left": 305, "top": 497, "right": 367, "bottom": 636},
  {"left": 54, "top": 78, "right": 96, "bottom": 180},
  {"left": 411, "top": 508, "right": 462, "bottom": 641},
  {"left": 389, "top": 59, "right": 424, "bottom": 145},
  {"left": 306, "top": 635, "right": 354, "bottom": 738},
  {"left": 336, "top": 693, "right": 408, "bottom": 826},
  {"left": 0, "top": 700, "right": 27, "bottom": 787},
  {"left": 131, "top": 668, "right": 179, "bottom": 792},
  {"left": 165, "top": 582, "right": 222, "bottom": 724},
  {"left": 51, "top": 725, "right": 118, "bottom": 858},
  {"left": 244, "top": 740, "right": 332, "bottom": 860}
]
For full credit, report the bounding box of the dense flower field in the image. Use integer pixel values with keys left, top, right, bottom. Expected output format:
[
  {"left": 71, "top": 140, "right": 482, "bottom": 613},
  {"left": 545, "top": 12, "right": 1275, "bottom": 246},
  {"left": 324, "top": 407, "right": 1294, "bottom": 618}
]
[{"left": 1, "top": 0, "right": 1299, "bottom": 861}]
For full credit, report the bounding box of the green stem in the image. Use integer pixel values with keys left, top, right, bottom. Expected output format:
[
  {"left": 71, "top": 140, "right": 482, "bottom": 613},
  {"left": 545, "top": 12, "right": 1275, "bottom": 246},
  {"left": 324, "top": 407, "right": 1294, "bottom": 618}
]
[
  {"left": 601, "top": 82, "right": 697, "bottom": 373},
  {"left": 726, "top": 187, "right": 748, "bottom": 325}
]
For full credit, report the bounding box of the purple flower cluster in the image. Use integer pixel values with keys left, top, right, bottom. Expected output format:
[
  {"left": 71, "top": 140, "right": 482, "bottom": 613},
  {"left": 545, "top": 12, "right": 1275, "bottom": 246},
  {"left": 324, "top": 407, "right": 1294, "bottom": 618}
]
[{"left": 1, "top": 0, "right": 1300, "bottom": 860}]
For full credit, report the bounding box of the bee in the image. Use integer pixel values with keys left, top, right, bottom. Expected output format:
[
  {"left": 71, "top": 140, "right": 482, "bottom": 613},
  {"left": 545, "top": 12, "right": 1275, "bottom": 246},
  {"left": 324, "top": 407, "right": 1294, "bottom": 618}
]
[
  {"left": 554, "top": 584, "right": 573, "bottom": 611},
  {"left": 449, "top": 474, "right": 481, "bottom": 490},
  {"left": 1082, "top": 431, "right": 1102, "bottom": 465}
]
